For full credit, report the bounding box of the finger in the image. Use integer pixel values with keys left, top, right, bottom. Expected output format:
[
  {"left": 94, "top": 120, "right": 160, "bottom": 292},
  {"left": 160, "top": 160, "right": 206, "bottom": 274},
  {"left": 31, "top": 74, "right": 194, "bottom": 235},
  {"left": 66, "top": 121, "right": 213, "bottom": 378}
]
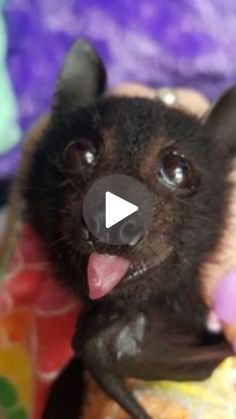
[
  {"left": 109, "top": 84, "right": 210, "bottom": 117},
  {"left": 169, "top": 88, "right": 210, "bottom": 117},
  {"left": 109, "top": 83, "right": 156, "bottom": 99}
]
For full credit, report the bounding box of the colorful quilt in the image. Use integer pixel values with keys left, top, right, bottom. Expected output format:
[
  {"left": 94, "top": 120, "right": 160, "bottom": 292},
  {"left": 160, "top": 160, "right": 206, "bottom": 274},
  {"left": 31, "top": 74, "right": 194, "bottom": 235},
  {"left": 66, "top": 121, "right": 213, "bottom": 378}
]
[{"left": 0, "top": 223, "right": 236, "bottom": 419}]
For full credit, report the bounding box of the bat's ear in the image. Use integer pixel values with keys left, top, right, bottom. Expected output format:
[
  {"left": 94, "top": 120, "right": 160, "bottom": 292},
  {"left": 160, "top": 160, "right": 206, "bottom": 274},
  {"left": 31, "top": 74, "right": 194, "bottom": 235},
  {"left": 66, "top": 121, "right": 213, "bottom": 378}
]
[
  {"left": 53, "top": 39, "right": 107, "bottom": 113},
  {"left": 202, "top": 85, "right": 236, "bottom": 153}
]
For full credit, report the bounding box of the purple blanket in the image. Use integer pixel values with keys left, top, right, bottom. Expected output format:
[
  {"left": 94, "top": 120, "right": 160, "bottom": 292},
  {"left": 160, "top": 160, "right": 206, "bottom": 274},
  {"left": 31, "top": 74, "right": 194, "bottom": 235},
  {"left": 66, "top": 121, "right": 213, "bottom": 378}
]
[{"left": 2, "top": 0, "right": 236, "bottom": 177}]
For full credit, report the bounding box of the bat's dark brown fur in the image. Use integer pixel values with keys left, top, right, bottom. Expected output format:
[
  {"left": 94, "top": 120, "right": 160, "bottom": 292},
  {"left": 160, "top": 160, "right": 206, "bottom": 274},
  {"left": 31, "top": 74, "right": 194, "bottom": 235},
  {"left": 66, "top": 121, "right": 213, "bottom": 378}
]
[{"left": 7, "top": 41, "right": 236, "bottom": 418}]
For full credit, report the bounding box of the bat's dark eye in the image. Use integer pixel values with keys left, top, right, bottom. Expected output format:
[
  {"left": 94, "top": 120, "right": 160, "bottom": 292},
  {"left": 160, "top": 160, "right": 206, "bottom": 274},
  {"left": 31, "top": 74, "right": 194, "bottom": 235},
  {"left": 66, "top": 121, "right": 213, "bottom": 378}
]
[
  {"left": 157, "top": 148, "right": 197, "bottom": 192},
  {"left": 64, "top": 138, "right": 98, "bottom": 173},
  {"left": 75, "top": 138, "right": 97, "bottom": 166}
]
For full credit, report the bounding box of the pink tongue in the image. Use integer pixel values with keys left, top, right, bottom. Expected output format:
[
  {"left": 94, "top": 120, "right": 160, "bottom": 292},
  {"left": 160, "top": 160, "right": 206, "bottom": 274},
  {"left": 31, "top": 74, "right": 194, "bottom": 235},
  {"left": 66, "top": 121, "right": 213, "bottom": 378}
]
[{"left": 87, "top": 252, "right": 130, "bottom": 300}]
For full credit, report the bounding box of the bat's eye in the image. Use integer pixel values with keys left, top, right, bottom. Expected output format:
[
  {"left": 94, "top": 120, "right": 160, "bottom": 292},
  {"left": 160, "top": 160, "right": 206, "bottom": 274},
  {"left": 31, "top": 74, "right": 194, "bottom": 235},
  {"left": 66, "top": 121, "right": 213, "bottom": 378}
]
[
  {"left": 157, "top": 148, "right": 197, "bottom": 192},
  {"left": 75, "top": 138, "right": 97, "bottom": 166},
  {"left": 64, "top": 138, "right": 98, "bottom": 173}
]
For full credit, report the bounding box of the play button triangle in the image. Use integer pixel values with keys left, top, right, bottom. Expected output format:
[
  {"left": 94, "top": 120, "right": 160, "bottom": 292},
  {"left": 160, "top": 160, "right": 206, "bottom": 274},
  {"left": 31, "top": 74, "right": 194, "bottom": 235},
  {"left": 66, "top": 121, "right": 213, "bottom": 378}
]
[{"left": 105, "top": 191, "right": 138, "bottom": 228}]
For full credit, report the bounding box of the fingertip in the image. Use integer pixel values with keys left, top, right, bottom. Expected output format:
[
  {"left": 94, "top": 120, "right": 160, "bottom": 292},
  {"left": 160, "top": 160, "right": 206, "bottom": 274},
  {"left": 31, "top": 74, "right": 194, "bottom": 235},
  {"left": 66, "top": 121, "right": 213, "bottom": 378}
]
[{"left": 108, "top": 83, "right": 156, "bottom": 99}]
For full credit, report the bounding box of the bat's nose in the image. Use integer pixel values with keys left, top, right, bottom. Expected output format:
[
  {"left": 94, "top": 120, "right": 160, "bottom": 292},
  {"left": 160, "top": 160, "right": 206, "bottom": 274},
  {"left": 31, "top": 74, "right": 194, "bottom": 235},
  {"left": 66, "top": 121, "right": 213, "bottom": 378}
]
[
  {"left": 83, "top": 174, "right": 153, "bottom": 246},
  {"left": 83, "top": 205, "right": 142, "bottom": 247}
]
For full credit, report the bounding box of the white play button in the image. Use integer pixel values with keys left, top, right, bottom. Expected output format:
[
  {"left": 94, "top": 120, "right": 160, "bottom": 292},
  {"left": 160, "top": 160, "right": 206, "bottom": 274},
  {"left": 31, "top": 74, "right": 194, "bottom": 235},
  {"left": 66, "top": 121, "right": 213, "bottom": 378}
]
[
  {"left": 83, "top": 174, "right": 153, "bottom": 245},
  {"left": 105, "top": 191, "right": 138, "bottom": 228}
]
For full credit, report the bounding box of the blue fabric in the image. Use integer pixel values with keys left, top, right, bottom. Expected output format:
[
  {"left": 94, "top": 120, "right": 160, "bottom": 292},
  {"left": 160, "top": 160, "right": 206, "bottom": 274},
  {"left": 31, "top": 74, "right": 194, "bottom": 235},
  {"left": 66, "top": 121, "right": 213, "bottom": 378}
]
[{"left": 0, "top": 0, "right": 21, "bottom": 179}]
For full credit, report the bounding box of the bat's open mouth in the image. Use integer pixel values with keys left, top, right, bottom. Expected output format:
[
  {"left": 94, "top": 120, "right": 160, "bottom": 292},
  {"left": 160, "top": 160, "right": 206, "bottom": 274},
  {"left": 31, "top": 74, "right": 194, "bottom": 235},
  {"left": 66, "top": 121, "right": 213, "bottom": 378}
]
[
  {"left": 86, "top": 247, "right": 173, "bottom": 300},
  {"left": 123, "top": 246, "right": 173, "bottom": 284},
  {"left": 122, "top": 261, "right": 148, "bottom": 282}
]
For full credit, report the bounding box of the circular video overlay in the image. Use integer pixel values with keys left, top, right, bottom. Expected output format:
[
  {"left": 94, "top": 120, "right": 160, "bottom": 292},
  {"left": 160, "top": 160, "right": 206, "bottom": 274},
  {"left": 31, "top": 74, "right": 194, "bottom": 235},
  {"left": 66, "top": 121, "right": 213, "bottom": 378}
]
[{"left": 83, "top": 174, "right": 153, "bottom": 246}]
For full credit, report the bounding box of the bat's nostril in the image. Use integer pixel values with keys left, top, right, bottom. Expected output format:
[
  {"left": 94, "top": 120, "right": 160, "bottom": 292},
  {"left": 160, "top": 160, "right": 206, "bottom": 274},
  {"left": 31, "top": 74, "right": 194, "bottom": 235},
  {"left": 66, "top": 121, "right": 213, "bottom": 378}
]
[
  {"left": 86, "top": 205, "right": 105, "bottom": 237},
  {"left": 81, "top": 218, "right": 92, "bottom": 242},
  {"left": 87, "top": 214, "right": 101, "bottom": 236},
  {"left": 118, "top": 215, "right": 143, "bottom": 246},
  {"left": 83, "top": 202, "right": 105, "bottom": 244}
]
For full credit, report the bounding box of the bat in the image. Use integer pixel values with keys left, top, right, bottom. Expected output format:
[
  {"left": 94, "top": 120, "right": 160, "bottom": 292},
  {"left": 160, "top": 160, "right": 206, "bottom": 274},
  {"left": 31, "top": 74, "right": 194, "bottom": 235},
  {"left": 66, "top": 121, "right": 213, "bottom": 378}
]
[{"left": 4, "top": 40, "right": 235, "bottom": 418}]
